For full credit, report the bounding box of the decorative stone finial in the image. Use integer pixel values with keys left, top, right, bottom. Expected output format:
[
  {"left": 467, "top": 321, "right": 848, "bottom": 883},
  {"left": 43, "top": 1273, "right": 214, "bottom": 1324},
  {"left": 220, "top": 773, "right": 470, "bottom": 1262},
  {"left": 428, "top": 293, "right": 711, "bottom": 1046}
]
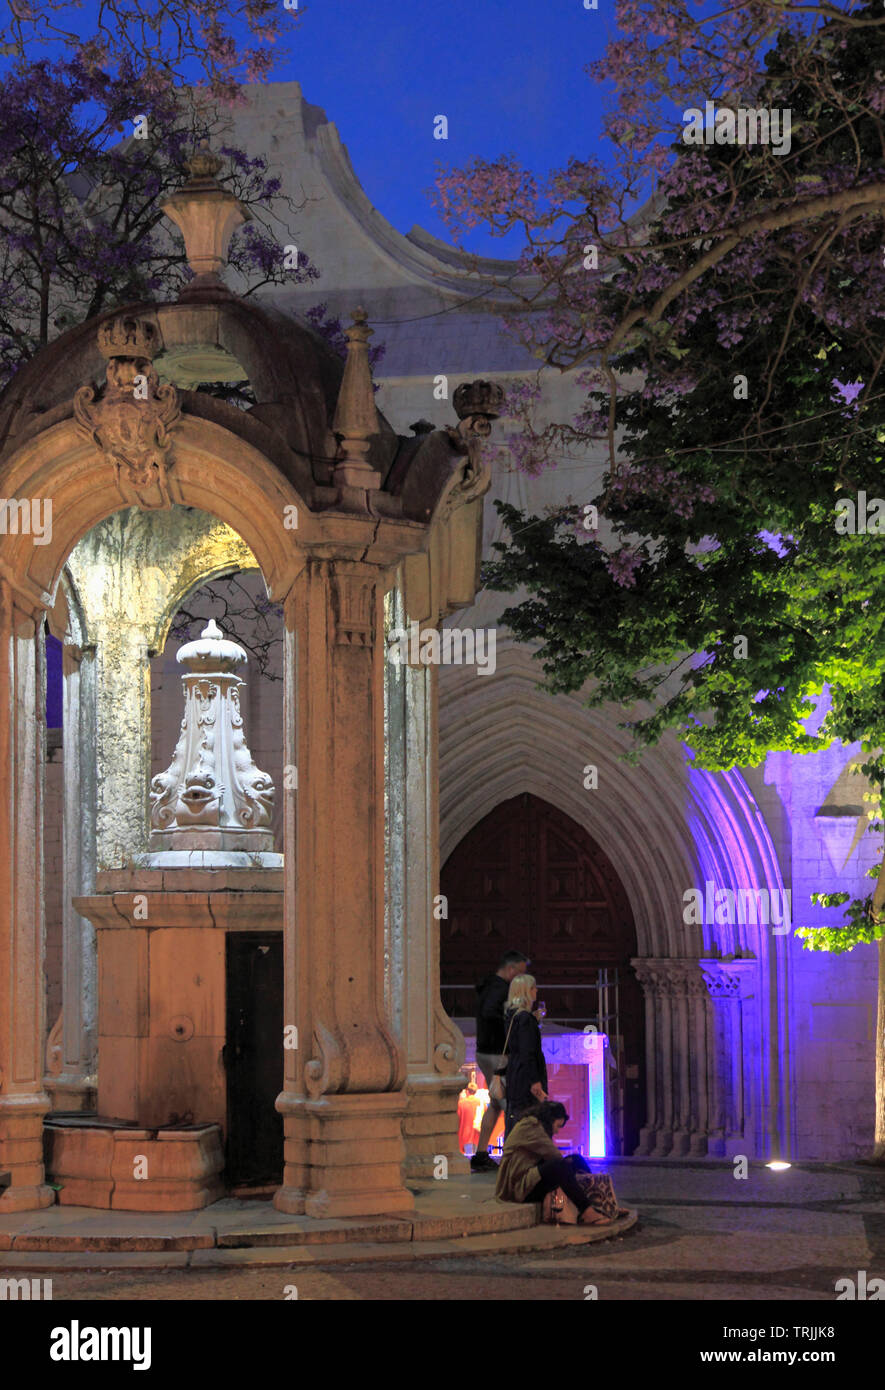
[
  {"left": 140, "top": 619, "right": 281, "bottom": 868},
  {"left": 186, "top": 138, "right": 223, "bottom": 181},
  {"left": 331, "top": 307, "right": 383, "bottom": 497},
  {"left": 177, "top": 618, "right": 247, "bottom": 672},
  {"left": 160, "top": 140, "right": 251, "bottom": 299}
]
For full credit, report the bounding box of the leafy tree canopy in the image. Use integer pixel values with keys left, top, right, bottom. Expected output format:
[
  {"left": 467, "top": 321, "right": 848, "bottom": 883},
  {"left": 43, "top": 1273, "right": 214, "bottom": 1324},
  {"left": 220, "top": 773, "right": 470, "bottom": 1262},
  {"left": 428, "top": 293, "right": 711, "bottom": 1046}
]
[
  {"left": 434, "top": 2, "right": 885, "bottom": 952},
  {"left": 0, "top": 54, "right": 319, "bottom": 389}
]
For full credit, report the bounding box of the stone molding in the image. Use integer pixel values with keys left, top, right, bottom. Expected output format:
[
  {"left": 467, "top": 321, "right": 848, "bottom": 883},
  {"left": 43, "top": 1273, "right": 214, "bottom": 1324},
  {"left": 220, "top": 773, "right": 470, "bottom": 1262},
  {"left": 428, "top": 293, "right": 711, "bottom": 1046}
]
[
  {"left": 632, "top": 957, "right": 711, "bottom": 998},
  {"left": 331, "top": 563, "right": 376, "bottom": 647},
  {"left": 699, "top": 958, "right": 758, "bottom": 1000}
]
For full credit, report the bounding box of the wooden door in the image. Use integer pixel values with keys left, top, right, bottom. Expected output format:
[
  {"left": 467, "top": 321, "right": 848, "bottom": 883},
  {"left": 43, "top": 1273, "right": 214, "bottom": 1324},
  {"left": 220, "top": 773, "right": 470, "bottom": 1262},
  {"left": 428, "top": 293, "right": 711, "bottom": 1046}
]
[
  {"left": 225, "top": 932, "right": 284, "bottom": 1187},
  {"left": 440, "top": 793, "right": 644, "bottom": 1153}
]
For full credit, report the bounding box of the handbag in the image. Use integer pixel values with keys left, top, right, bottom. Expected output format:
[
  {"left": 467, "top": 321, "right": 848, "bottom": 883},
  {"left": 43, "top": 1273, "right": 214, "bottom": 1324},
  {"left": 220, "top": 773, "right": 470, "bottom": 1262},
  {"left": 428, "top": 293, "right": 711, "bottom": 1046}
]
[
  {"left": 488, "top": 1013, "right": 517, "bottom": 1102},
  {"left": 575, "top": 1171, "right": 621, "bottom": 1221}
]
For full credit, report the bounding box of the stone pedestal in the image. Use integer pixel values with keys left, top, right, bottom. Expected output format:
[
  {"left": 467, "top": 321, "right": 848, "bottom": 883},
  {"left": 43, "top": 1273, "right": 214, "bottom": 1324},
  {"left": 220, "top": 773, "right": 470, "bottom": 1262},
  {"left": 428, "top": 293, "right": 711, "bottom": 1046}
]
[
  {"left": 77, "top": 875, "right": 282, "bottom": 1127},
  {"left": 64, "top": 874, "right": 281, "bottom": 1209},
  {"left": 45, "top": 1120, "right": 224, "bottom": 1211},
  {"left": 402, "top": 1074, "right": 467, "bottom": 1179},
  {"left": 276, "top": 1092, "right": 412, "bottom": 1218}
]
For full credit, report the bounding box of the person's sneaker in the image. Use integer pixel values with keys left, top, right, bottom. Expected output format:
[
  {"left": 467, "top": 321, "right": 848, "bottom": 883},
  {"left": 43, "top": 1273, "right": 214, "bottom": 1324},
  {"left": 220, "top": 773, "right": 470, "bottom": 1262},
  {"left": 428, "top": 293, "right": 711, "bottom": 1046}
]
[{"left": 470, "top": 1153, "right": 498, "bottom": 1172}]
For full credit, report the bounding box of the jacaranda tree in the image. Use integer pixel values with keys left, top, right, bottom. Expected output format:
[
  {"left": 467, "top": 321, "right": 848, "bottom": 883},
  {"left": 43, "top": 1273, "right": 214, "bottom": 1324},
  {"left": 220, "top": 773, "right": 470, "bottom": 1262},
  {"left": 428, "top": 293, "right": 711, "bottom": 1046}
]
[{"left": 434, "top": 0, "right": 885, "bottom": 1157}]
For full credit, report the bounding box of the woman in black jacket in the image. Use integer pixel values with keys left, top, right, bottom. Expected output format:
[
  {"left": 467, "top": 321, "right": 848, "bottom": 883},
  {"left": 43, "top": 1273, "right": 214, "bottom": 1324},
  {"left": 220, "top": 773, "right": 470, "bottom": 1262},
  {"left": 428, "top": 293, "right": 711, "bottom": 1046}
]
[{"left": 501, "top": 974, "right": 548, "bottom": 1136}]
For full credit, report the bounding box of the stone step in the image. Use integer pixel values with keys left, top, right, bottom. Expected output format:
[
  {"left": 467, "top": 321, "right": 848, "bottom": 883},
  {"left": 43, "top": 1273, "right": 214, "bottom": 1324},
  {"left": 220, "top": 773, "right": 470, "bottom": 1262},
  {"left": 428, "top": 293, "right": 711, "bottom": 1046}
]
[{"left": 0, "top": 1210, "right": 637, "bottom": 1269}]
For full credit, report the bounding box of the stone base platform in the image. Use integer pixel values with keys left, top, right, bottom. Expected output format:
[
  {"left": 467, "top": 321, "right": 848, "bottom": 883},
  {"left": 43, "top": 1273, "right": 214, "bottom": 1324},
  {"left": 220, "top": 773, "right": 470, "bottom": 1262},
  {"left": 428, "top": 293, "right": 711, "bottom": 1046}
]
[
  {"left": 45, "top": 1118, "right": 223, "bottom": 1211},
  {"left": 0, "top": 1177, "right": 637, "bottom": 1268}
]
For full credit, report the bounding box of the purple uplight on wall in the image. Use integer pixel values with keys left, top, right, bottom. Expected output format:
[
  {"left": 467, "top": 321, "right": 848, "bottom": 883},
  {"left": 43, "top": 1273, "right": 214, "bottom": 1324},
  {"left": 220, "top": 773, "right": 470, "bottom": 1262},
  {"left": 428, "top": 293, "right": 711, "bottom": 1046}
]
[
  {"left": 683, "top": 749, "right": 787, "bottom": 956},
  {"left": 45, "top": 632, "right": 63, "bottom": 729}
]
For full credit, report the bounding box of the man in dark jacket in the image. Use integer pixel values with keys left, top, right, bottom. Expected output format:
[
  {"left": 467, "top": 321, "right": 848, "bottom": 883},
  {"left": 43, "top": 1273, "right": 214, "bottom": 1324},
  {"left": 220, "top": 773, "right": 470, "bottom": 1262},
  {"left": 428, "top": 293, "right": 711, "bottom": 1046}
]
[{"left": 471, "top": 949, "right": 528, "bottom": 1171}]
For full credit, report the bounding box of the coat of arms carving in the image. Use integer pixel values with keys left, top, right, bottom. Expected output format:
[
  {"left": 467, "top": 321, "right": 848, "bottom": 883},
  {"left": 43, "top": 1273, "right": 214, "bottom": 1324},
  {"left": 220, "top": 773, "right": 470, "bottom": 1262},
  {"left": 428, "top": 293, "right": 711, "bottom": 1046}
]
[{"left": 73, "top": 314, "right": 181, "bottom": 510}]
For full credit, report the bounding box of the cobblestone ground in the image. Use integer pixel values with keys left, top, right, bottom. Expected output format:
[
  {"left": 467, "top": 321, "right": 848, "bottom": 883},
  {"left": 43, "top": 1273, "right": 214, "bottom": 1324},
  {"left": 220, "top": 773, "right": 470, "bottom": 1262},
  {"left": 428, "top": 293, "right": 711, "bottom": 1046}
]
[{"left": 47, "top": 1159, "right": 885, "bottom": 1301}]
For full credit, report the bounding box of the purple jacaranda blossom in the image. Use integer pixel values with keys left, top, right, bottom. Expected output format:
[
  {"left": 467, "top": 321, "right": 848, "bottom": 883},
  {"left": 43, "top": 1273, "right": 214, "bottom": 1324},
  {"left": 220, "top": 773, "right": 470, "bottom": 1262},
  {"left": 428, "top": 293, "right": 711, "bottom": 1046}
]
[
  {"left": 606, "top": 547, "right": 644, "bottom": 588},
  {"left": 832, "top": 380, "right": 864, "bottom": 407},
  {"left": 0, "top": 54, "right": 311, "bottom": 389}
]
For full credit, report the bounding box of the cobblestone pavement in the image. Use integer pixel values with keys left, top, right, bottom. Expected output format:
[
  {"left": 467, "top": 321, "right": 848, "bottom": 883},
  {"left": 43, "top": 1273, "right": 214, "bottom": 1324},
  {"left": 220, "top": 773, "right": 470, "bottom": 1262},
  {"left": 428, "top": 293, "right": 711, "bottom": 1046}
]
[{"left": 43, "top": 1159, "right": 885, "bottom": 1301}]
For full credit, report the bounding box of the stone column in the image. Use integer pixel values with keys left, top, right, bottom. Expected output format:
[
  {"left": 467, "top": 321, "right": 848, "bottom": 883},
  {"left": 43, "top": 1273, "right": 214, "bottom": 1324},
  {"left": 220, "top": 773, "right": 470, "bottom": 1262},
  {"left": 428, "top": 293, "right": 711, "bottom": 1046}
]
[
  {"left": 46, "top": 639, "right": 98, "bottom": 1110},
  {"left": 384, "top": 585, "right": 467, "bottom": 1180},
  {"left": 275, "top": 560, "right": 413, "bottom": 1218},
  {"left": 632, "top": 958, "right": 713, "bottom": 1157},
  {"left": 0, "top": 582, "right": 53, "bottom": 1210},
  {"left": 699, "top": 958, "right": 758, "bottom": 1157},
  {"left": 634, "top": 963, "right": 661, "bottom": 1156}
]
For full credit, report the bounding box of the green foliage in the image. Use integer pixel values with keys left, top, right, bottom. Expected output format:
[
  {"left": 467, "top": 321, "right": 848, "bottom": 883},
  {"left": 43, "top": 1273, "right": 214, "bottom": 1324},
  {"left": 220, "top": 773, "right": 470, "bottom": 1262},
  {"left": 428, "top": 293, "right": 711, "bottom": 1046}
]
[{"left": 483, "top": 11, "right": 885, "bottom": 957}]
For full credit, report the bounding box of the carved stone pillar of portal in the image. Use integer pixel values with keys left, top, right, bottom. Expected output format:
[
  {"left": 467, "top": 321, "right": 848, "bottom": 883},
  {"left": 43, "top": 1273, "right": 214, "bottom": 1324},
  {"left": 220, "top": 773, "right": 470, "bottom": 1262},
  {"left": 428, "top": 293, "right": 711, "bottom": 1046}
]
[
  {"left": 699, "top": 958, "right": 758, "bottom": 1158},
  {"left": 45, "top": 637, "right": 98, "bottom": 1111},
  {"left": 632, "top": 958, "right": 713, "bottom": 1157},
  {"left": 0, "top": 581, "right": 54, "bottom": 1210},
  {"left": 276, "top": 561, "right": 413, "bottom": 1218},
  {"left": 384, "top": 584, "right": 467, "bottom": 1180}
]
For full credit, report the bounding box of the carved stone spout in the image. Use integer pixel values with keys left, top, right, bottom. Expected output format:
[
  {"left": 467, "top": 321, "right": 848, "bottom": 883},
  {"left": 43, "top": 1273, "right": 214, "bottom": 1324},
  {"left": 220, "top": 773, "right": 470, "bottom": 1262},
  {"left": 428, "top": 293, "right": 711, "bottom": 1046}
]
[{"left": 139, "top": 619, "right": 281, "bottom": 868}]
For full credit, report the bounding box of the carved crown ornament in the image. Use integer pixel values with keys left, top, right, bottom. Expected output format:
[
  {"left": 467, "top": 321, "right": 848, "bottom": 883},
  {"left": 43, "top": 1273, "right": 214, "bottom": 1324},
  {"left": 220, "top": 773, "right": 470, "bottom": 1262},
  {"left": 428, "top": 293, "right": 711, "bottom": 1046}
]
[
  {"left": 74, "top": 313, "right": 181, "bottom": 510},
  {"left": 447, "top": 379, "right": 505, "bottom": 448}
]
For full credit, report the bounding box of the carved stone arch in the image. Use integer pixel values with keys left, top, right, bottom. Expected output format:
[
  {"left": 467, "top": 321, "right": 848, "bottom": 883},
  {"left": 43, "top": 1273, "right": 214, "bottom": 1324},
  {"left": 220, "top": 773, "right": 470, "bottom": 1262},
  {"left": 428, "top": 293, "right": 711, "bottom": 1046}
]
[
  {"left": 0, "top": 288, "right": 495, "bottom": 1214},
  {"left": 440, "top": 790, "right": 646, "bottom": 1153},
  {"left": 438, "top": 639, "right": 793, "bottom": 1159},
  {"left": 0, "top": 414, "right": 311, "bottom": 611}
]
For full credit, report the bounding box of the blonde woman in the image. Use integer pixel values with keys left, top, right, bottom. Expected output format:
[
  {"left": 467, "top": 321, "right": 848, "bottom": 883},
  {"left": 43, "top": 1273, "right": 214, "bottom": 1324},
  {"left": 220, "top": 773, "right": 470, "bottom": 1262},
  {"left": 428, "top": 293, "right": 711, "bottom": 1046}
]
[{"left": 501, "top": 973, "right": 548, "bottom": 1135}]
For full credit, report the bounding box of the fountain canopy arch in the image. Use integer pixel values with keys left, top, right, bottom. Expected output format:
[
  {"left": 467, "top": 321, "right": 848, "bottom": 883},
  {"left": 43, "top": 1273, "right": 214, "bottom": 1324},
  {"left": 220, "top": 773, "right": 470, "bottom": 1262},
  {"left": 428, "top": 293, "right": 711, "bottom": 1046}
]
[{"left": 0, "top": 147, "right": 499, "bottom": 1217}]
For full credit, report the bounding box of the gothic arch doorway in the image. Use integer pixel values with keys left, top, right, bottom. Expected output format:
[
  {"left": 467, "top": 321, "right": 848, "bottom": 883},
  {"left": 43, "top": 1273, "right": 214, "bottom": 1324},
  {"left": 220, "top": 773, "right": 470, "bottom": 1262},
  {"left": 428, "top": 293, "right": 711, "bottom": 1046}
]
[{"left": 440, "top": 792, "right": 645, "bottom": 1153}]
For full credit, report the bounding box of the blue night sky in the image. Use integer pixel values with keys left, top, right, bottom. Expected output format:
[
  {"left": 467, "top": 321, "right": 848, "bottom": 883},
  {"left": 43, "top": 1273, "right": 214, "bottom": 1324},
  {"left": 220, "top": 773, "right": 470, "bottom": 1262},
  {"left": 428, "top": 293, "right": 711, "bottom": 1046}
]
[
  {"left": 4, "top": 0, "right": 615, "bottom": 259},
  {"left": 277, "top": 0, "right": 613, "bottom": 255}
]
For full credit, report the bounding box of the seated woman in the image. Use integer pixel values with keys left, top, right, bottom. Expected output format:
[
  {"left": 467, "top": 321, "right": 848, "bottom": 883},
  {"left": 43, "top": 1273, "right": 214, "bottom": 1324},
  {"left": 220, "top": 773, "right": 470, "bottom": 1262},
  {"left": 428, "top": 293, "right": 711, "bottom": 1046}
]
[{"left": 495, "top": 1100, "right": 621, "bottom": 1226}]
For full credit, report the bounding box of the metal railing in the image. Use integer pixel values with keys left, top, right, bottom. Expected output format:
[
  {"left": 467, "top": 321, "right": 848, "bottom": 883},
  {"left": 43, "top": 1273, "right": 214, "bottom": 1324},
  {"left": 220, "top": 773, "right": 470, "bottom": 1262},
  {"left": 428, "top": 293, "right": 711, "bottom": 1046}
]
[{"left": 443, "top": 967, "right": 628, "bottom": 1154}]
